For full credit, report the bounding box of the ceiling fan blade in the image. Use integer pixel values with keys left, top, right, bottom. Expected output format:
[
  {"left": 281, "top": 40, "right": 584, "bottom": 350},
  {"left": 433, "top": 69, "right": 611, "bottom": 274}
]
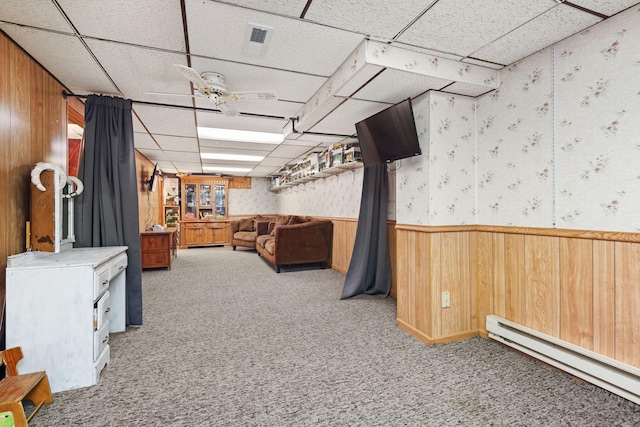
[
  {"left": 224, "top": 91, "right": 278, "bottom": 101},
  {"left": 217, "top": 101, "right": 239, "bottom": 117},
  {"left": 146, "top": 91, "right": 200, "bottom": 98},
  {"left": 174, "top": 64, "right": 209, "bottom": 90}
]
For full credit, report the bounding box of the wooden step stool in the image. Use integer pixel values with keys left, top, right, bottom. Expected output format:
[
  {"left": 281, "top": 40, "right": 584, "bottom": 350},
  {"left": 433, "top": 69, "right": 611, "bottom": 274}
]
[{"left": 0, "top": 347, "right": 52, "bottom": 426}]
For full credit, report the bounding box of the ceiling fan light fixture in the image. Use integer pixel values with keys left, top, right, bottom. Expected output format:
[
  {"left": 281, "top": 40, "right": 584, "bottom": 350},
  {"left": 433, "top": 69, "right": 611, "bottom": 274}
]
[
  {"left": 202, "top": 166, "right": 252, "bottom": 173},
  {"left": 197, "top": 126, "right": 283, "bottom": 144},
  {"left": 200, "top": 152, "right": 265, "bottom": 162}
]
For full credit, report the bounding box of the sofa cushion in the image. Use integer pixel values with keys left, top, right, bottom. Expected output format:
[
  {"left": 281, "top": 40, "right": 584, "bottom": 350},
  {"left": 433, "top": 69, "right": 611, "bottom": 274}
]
[
  {"left": 287, "top": 215, "right": 308, "bottom": 225},
  {"left": 233, "top": 231, "right": 257, "bottom": 242},
  {"left": 238, "top": 218, "right": 254, "bottom": 232},
  {"left": 270, "top": 215, "right": 291, "bottom": 235},
  {"left": 256, "top": 234, "right": 273, "bottom": 248},
  {"left": 264, "top": 238, "right": 276, "bottom": 255}
]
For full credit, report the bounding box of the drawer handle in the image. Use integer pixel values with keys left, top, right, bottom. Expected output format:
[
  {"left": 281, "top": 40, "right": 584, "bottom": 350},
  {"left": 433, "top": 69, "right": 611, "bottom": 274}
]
[
  {"left": 105, "top": 308, "right": 110, "bottom": 313},
  {"left": 102, "top": 280, "right": 108, "bottom": 286},
  {"left": 118, "top": 265, "right": 124, "bottom": 270},
  {"left": 102, "top": 336, "right": 109, "bottom": 343}
]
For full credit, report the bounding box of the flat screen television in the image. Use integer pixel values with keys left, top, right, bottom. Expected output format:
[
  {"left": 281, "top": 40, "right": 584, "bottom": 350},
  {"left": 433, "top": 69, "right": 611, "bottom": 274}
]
[
  {"left": 355, "top": 98, "right": 422, "bottom": 165},
  {"left": 146, "top": 163, "right": 159, "bottom": 192}
]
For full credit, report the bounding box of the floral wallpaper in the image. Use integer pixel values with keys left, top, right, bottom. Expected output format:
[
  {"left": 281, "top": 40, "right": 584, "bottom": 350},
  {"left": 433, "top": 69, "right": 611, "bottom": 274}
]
[
  {"left": 277, "top": 168, "right": 364, "bottom": 218},
  {"left": 398, "top": 5, "right": 640, "bottom": 233},
  {"left": 229, "top": 178, "right": 278, "bottom": 215},
  {"left": 476, "top": 49, "right": 555, "bottom": 227},
  {"left": 396, "top": 91, "right": 476, "bottom": 225},
  {"left": 553, "top": 8, "right": 640, "bottom": 232}
]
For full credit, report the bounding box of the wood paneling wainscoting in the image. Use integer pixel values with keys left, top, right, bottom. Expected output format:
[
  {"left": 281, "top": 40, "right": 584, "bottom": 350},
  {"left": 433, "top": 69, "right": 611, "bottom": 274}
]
[
  {"left": 329, "top": 218, "right": 397, "bottom": 298},
  {"left": 0, "top": 32, "right": 68, "bottom": 313},
  {"left": 396, "top": 224, "right": 640, "bottom": 369}
]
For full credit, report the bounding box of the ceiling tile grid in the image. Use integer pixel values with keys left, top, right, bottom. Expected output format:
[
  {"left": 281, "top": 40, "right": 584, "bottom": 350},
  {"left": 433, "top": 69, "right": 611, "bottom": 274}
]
[
  {"left": 58, "top": 0, "right": 186, "bottom": 51},
  {"left": 2, "top": 0, "right": 637, "bottom": 176}
]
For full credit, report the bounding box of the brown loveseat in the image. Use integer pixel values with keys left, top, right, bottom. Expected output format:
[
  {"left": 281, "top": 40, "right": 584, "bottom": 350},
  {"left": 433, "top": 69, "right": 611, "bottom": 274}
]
[
  {"left": 230, "top": 215, "right": 277, "bottom": 250},
  {"left": 255, "top": 215, "right": 333, "bottom": 273}
]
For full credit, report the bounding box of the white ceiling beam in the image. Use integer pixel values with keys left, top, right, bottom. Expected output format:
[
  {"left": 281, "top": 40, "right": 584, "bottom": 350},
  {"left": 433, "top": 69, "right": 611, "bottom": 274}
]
[{"left": 285, "top": 39, "right": 500, "bottom": 138}]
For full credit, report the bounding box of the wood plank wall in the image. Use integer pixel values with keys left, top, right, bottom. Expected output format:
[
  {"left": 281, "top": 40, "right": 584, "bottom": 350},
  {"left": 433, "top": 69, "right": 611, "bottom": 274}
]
[
  {"left": 396, "top": 224, "right": 640, "bottom": 369},
  {"left": 329, "top": 218, "right": 397, "bottom": 298},
  {"left": 0, "top": 32, "right": 68, "bottom": 312},
  {"left": 136, "top": 151, "right": 162, "bottom": 232}
]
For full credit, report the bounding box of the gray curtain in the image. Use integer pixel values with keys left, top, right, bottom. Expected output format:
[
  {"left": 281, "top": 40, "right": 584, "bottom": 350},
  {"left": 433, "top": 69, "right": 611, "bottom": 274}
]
[
  {"left": 341, "top": 163, "right": 391, "bottom": 299},
  {"left": 74, "top": 95, "right": 143, "bottom": 326}
]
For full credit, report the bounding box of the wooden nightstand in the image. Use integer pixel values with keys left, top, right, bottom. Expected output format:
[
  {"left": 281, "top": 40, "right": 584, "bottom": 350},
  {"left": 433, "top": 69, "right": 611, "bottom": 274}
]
[{"left": 140, "top": 230, "right": 176, "bottom": 270}]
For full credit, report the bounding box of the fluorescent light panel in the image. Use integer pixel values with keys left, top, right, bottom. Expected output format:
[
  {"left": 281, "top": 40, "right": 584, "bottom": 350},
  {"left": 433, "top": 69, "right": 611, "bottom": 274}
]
[
  {"left": 202, "top": 166, "right": 252, "bottom": 173},
  {"left": 197, "top": 126, "right": 283, "bottom": 144},
  {"left": 200, "top": 152, "right": 264, "bottom": 162}
]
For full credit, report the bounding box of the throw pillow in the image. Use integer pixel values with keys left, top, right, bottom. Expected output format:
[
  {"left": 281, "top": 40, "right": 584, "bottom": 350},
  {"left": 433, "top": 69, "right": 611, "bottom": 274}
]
[{"left": 238, "top": 218, "right": 253, "bottom": 232}]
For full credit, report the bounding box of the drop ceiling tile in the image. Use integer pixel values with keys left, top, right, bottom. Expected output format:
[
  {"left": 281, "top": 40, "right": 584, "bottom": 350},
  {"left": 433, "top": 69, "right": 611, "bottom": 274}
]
[
  {"left": 158, "top": 151, "right": 200, "bottom": 162},
  {"left": 280, "top": 138, "right": 319, "bottom": 148},
  {"left": 172, "top": 162, "right": 203, "bottom": 173},
  {"left": 154, "top": 135, "right": 199, "bottom": 152},
  {"left": 268, "top": 144, "right": 311, "bottom": 158},
  {"left": 257, "top": 157, "right": 295, "bottom": 167},
  {"left": 196, "top": 110, "right": 288, "bottom": 134},
  {"left": 190, "top": 54, "right": 326, "bottom": 103},
  {"left": 398, "top": 0, "right": 556, "bottom": 58},
  {"left": 307, "top": 99, "right": 390, "bottom": 136},
  {"left": 248, "top": 165, "right": 281, "bottom": 175},
  {"left": 0, "top": 1, "right": 74, "bottom": 32},
  {"left": 58, "top": 0, "right": 185, "bottom": 51},
  {"left": 353, "top": 68, "right": 451, "bottom": 103},
  {"left": 137, "top": 148, "right": 169, "bottom": 161},
  {"left": 134, "top": 132, "right": 160, "bottom": 150},
  {"left": 473, "top": 5, "right": 602, "bottom": 65},
  {"left": 220, "top": 0, "right": 308, "bottom": 18},
  {"left": 156, "top": 161, "right": 177, "bottom": 174},
  {"left": 0, "top": 26, "right": 117, "bottom": 95},
  {"left": 134, "top": 105, "right": 196, "bottom": 137},
  {"left": 570, "top": 0, "right": 640, "bottom": 15},
  {"left": 86, "top": 39, "right": 192, "bottom": 106},
  {"left": 185, "top": 1, "right": 364, "bottom": 76},
  {"left": 304, "top": 0, "right": 429, "bottom": 40}
]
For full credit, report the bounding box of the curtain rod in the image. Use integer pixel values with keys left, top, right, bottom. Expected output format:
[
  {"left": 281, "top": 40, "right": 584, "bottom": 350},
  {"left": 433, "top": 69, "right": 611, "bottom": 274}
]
[
  {"left": 62, "top": 91, "right": 357, "bottom": 139},
  {"left": 61, "top": 90, "right": 286, "bottom": 120}
]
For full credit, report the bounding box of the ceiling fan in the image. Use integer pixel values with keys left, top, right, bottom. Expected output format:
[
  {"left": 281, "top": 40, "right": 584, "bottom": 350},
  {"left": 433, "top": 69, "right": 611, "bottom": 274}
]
[{"left": 150, "top": 64, "right": 277, "bottom": 116}]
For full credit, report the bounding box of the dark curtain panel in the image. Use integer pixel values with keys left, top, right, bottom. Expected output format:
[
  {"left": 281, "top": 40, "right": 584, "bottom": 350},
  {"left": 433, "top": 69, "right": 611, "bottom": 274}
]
[
  {"left": 341, "top": 163, "right": 391, "bottom": 299},
  {"left": 74, "top": 95, "right": 143, "bottom": 326}
]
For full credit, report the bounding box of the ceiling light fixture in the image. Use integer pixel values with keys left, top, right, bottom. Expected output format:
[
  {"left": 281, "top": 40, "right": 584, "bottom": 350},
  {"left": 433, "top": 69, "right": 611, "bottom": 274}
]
[
  {"left": 197, "top": 126, "right": 283, "bottom": 144},
  {"left": 200, "top": 153, "right": 264, "bottom": 162},
  {"left": 202, "top": 166, "right": 252, "bottom": 173}
]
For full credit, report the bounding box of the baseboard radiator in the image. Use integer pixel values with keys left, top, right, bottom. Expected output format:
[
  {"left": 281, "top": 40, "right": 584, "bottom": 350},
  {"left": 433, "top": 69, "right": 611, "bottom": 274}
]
[{"left": 486, "top": 315, "right": 640, "bottom": 405}]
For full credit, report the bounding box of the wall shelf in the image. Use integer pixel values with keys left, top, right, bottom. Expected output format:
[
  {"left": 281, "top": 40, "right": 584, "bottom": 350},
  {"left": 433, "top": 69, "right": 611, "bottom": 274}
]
[{"left": 268, "top": 161, "right": 363, "bottom": 193}]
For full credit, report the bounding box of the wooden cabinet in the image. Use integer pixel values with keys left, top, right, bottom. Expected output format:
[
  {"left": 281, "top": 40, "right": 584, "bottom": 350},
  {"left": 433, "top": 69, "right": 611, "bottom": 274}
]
[
  {"left": 180, "top": 176, "right": 228, "bottom": 221},
  {"left": 180, "top": 221, "right": 229, "bottom": 248},
  {"left": 179, "top": 175, "right": 230, "bottom": 248},
  {"left": 5, "top": 246, "right": 128, "bottom": 393},
  {"left": 141, "top": 230, "right": 176, "bottom": 270}
]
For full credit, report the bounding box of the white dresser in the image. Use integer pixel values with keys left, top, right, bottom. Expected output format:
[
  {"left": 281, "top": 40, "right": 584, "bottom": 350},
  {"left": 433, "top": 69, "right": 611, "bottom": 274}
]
[{"left": 6, "top": 246, "right": 128, "bottom": 393}]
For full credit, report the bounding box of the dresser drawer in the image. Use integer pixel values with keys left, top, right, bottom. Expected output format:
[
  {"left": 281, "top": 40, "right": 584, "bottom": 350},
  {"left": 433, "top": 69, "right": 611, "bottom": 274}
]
[
  {"left": 93, "top": 265, "right": 110, "bottom": 300},
  {"left": 110, "top": 253, "right": 128, "bottom": 277},
  {"left": 94, "top": 322, "right": 109, "bottom": 360},
  {"left": 93, "top": 344, "right": 110, "bottom": 384},
  {"left": 94, "top": 291, "right": 110, "bottom": 331}
]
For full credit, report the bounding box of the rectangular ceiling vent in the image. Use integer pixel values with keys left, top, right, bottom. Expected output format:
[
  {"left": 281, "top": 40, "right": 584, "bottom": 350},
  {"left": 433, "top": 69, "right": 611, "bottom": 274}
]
[{"left": 243, "top": 23, "right": 273, "bottom": 58}]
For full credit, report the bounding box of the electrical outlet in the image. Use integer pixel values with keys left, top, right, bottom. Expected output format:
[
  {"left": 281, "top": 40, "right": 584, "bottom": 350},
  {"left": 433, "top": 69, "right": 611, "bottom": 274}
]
[{"left": 441, "top": 291, "right": 451, "bottom": 308}]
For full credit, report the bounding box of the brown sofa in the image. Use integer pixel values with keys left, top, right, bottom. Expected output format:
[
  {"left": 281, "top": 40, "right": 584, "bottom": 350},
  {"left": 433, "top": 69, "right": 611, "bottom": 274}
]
[
  {"left": 255, "top": 215, "right": 333, "bottom": 273},
  {"left": 230, "top": 215, "right": 276, "bottom": 250}
]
